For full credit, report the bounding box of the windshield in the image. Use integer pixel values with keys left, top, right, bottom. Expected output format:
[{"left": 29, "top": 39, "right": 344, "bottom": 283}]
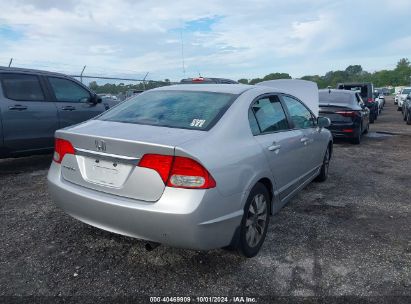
[
  {"left": 319, "top": 91, "right": 353, "bottom": 104},
  {"left": 402, "top": 89, "right": 411, "bottom": 94},
  {"left": 98, "top": 90, "right": 236, "bottom": 131}
]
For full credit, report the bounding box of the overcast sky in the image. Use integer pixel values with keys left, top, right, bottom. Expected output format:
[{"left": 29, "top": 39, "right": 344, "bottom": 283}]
[{"left": 0, "top": 0, "right": 410, "bottom": 81}]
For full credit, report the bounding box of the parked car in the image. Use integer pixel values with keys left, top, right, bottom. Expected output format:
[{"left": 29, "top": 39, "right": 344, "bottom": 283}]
[
  {"left": 337, "top": 82, "right": 378, "bottom": 122},
  {"left": 403, "top": 93, "right": 411, "bottom": 125},
  {"left": 0, "top": 67, "right": 118, "bottom": 159},
  {"left": 48, "top": 80, "right": 333, "bottom": 257},
  {"left": 180, "top": 77, "right": 238, "bottom": 84},
  {"left": 373, "top": 90, "right": 385, "bottom": 113},
  {"left": 397, "top": 87, "right": 411, "bottom": 111},
  {"left": 319, "top": 89, "right": 369, "bottom": 144}
]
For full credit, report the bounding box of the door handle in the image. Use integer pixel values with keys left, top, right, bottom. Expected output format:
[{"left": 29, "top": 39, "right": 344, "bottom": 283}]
[
  {"left": 9, "top": 105, "right": 28, "bottom": 111},
  {"left": 268, "top": 143, "right": 281, "bottom": 152},
  {"left": 61, "top": 106, "right": 76, "bottom": 111}
]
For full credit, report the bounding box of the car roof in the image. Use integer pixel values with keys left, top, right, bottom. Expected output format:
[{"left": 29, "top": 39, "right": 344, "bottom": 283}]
[
  {"left": 180, "top": 77, "right": 238, "bottom": 84},
  {"left": 319, "top": 89, "right": 357, "bottom": 95},
  {"left": 337, "top": 82, "right": 372, "bottom": 85},
  {"left": 0, "top": 66, "right": 69, "bottom": 78},
  {"left": 152, "top": 84, "right": 253, "bottom": 95}
]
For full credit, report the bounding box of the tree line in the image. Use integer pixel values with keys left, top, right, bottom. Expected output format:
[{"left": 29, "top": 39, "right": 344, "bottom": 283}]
[
  {"left": 88, "top": 58, "right": 411, "bottom": 94},
  {"left": 239, "top": 58, "right": 411, "bottom": 89},
  {"left": 88, "top": 79, "right": 172, "bottom": 95}
]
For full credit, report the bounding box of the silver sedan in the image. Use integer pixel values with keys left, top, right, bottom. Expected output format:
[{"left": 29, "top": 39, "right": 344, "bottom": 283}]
[{"left": 48, "top": 81, "right": 332, "bottom": 257}]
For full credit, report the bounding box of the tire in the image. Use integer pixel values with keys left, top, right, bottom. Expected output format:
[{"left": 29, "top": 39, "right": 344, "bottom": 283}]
[
  {"left": 238, "top": 183, "right": 270, "bottom": 258},
  {"left": 352, "top": 127, "right": 361, "bottom": 145},
  {"left": 364, "top": 122, "right": 369, "bottom": 134},
  {"left": 315, "top": 146, "right": 330, "bottom": 182}
]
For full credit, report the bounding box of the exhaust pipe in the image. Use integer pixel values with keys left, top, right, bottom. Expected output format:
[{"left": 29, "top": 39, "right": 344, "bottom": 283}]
[{"left": 145, "top": 242, "right": 161, "bottom": 251}]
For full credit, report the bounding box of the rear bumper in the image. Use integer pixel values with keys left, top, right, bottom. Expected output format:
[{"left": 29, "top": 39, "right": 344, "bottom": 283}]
[
  {"left": 328, "top": 123, "right": 360, "bottom": 138},
  {"left": 47, "top": 162, "right": 243, "bottom": 250}
]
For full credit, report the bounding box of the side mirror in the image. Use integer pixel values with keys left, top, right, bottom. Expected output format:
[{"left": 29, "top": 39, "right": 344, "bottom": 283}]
[
  {"left": 317, "top": 116, "right": 331, "bottom": 128},
  {"left": 89, "top": 94, "right": 102, "bottom": 104}
]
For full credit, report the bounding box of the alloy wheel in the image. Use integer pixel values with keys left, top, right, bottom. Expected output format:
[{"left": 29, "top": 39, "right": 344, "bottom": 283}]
[{"left": 245, "top": 194, "right": 268, "bottom": 248}]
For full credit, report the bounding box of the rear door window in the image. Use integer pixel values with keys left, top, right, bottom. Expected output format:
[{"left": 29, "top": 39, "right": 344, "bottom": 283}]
[
  {"left": 99, "top": 90, "right": 236, "bottom": 131},
  {"left": 1, "top": 74, "right": 45, "bottom": 101},
  {"left": 282, "top": 95, "right": 316, "bottom": 129},
  {"left": 249, "top": 96, "right": 289, "bottom": 134},
  {"left": 48, "top": 77, "right": 91, "bottom": 102}
]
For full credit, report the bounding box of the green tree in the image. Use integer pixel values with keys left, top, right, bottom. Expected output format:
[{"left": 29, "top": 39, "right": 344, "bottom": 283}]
[
  {"left": 262, "top": 73, "right": 292, "bottom": 81},
  {"left": 345, "top": 65, "right": 363, "bottom": 75},
  {"left": 238, "top": 78, "right": 249, "bottom": 84}
]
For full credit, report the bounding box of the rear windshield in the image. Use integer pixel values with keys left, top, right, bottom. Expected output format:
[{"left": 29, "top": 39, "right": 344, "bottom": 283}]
[
  {"left": 402, "top": 88, "right": 411, "bottom": 94},
  {"left": 319, "top": 91, "right": 353, "bottom": 104},
  {"left": 98, "top": 90, "right": 236, "bottom": 131},
  {"left": 338, "top": 84, "right": 369, "bottom": 98}
]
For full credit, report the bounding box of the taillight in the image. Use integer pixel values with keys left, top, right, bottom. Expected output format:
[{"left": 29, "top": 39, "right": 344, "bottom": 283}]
[
  {"left": 167, "top": 156, "right": 216, "bottom": 189},
  {"left": 138, "top": 154, "right": 173, "bottom": 183},
  {"left": 53, "top": 138, "right": 75, "bottom": 163},
  {"left": 138, "top": 154, "right": 216, "bottom": 189},
  {"left": 336, "top": 111, "right": 357, "bottom": 117},
  {"left": 367, "top": 98, "right": 374, "bottom": 103}
]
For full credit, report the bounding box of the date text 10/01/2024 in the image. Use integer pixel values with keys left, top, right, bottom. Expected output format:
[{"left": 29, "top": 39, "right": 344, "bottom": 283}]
[{"left": 149, "top": 296, "right": 257, "bottom": 303}]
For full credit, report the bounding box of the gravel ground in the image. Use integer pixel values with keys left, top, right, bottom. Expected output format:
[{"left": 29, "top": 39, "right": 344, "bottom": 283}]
[{"left": 0, "top": 97, "right": 410, "bottom": 302}]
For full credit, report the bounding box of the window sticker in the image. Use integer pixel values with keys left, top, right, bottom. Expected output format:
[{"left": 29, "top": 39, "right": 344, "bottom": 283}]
[{"left": 190, "top": 119, "right": 206, "bottom": 128}]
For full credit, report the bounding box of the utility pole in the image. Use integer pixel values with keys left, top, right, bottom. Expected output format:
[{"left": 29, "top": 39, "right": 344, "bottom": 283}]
[
  {"left": 143, "top": 72, "right": 149, "bottom": 90},
  {"left": 80, "top": 65, "right": 86, "bottom": 83},
  {"left": 180, "top": 25, "right": 186, "bottom": 78},
  {"left": 8, "top": 58, "right": 13, "bottom": 67}
]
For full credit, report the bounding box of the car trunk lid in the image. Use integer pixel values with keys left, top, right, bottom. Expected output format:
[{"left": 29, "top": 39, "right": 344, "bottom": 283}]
[
  {"left": 56, "top": 120, "right": 205, "bottom": 202},
  {"left": 319, "top": 104, "right": 356, "bottom": 123}
]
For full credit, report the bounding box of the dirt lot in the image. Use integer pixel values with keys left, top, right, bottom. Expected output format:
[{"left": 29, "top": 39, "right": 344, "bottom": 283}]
[{"left": 0, "top": 97, "right": 410, "bottom": 302}]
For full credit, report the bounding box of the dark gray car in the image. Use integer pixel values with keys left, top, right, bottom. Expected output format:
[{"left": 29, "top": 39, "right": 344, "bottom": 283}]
[{"left": 0, "top": 67, "right": 117, "bottom": 158}]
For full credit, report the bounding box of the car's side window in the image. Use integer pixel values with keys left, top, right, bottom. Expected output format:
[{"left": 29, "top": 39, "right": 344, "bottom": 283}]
[
  {"left": 282, "top": 95, "right": 316, "bottom": 129},
  {"left": 48, "top": 77, "right": 91, "bottom": 103},
  {"left": 249, "top": 95, "right": 289, "bottom": 134},
  {"left": 248, "top": 109, "right": 260, "bottom": 135},
  {"left": 1, "top": 73, "right": 45, "bottom": 101}
]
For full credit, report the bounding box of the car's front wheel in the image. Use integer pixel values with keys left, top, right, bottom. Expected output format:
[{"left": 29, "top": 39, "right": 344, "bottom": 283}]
[{"left": 238, "top": 183, "right": 270, "bottom": 258}]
